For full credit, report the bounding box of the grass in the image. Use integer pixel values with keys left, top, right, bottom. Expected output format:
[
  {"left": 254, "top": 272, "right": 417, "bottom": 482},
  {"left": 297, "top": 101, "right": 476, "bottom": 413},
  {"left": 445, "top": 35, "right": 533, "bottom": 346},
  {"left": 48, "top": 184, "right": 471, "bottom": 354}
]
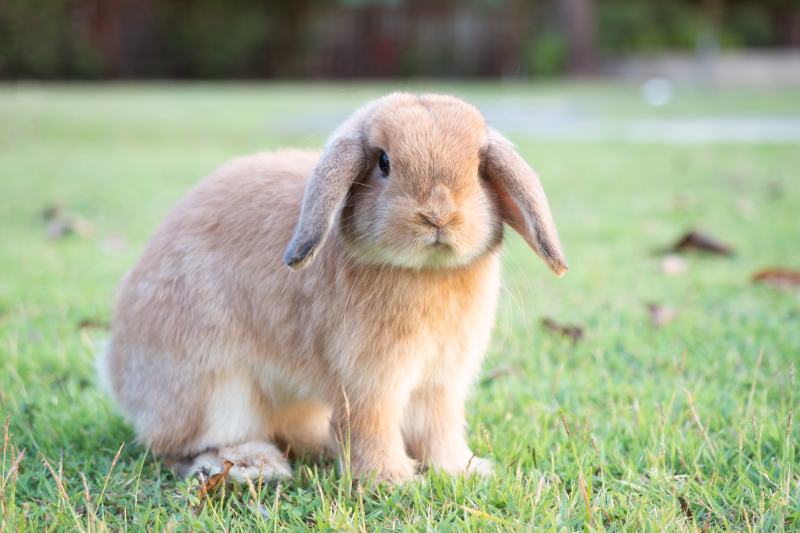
[{"left": 1, "top": 82, "right": 798, "bottom": 531}]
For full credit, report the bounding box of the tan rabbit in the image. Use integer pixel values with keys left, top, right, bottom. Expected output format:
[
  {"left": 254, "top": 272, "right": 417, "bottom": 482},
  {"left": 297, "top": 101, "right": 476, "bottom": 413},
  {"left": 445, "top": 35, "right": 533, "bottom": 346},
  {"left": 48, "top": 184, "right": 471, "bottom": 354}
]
[{"left": 98, "top": 92, "right": 567, "bottom": 484}]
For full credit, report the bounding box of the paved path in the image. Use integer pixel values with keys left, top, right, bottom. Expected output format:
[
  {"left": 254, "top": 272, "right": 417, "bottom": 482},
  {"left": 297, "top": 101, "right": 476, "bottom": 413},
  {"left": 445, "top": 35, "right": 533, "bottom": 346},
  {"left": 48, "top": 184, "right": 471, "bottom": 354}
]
[
  {"left": 482, "top": 112, "right": 800, "bottom": 143},
  {"left": 275, "top": 102, "right": 800, "bottom": 144}
]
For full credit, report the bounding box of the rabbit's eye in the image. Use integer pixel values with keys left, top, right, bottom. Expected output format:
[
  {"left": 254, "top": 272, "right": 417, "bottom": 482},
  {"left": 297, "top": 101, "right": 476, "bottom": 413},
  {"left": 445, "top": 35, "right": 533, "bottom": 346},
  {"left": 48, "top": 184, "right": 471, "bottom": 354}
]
[{"left": 378, "top": 151, "right": 390, "bottom": 177}]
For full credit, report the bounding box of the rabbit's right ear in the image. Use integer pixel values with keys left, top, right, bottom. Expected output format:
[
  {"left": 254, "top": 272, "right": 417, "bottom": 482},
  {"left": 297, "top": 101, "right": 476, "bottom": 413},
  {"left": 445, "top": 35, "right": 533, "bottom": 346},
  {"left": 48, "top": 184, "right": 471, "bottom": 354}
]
[
  {"left": 283, "top": 132, "right": 367, "bottom": 270},
  {"left": 482, "top": 128, "right": 568, "bottom": 277}
]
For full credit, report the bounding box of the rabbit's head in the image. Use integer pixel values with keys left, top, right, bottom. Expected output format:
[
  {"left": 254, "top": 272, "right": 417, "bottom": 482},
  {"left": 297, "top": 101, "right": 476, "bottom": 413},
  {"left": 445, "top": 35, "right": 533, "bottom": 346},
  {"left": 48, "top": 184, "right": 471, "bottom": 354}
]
[{"left": 284, "top": 93, "right": 568, "bottom": 275}]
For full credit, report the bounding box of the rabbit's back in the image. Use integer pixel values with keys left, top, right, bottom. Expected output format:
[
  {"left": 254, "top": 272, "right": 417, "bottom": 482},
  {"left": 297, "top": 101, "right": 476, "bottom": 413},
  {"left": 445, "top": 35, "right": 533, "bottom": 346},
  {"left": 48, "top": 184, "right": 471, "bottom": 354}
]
[
  {"left": 106, "top": 150, "right": 325, "bottom": 453},
  {"left": 112, "top": 148, "right": 320, "bottom": 345}
]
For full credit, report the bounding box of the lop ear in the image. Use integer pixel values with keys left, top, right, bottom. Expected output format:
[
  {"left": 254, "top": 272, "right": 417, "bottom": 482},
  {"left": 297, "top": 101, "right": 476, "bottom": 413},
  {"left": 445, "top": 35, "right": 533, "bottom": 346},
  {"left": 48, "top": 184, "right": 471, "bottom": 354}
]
[
  {"left": 283, "top": 132, "right": 367, "bottom": 270},
  {"left": 482, "top": 129, "right": 568, "bottom": 276}
]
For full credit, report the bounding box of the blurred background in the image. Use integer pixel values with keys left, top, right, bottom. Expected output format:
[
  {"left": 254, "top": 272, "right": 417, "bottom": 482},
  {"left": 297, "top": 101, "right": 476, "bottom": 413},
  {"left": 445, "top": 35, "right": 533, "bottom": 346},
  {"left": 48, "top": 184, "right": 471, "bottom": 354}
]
[{"left": 1, "top": 0, "right": 799, "bottom": 82}]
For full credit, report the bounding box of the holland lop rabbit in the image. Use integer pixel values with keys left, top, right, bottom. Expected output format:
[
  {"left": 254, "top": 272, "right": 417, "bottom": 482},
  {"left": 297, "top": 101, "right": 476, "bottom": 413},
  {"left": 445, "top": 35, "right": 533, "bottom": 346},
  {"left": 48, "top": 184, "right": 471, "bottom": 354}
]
[{"left": 98, "top": 93, "right": 567, "bottom": 484}]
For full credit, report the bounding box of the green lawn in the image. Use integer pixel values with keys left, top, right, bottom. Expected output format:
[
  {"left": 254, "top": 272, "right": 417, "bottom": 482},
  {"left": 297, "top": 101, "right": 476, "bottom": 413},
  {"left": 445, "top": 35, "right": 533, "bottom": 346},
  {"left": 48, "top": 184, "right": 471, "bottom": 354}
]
[{"left": 1, "top": 82, "right": 798, "bottom": 531}]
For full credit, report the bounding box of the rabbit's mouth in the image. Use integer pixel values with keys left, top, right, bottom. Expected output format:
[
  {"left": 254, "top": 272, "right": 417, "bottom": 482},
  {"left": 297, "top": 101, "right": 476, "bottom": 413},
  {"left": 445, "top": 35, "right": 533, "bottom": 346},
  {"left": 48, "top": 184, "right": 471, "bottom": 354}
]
[
  {"left": 427, "top": 228, "right": 452, "bottom": 248},
  {"left": 426, "top": 240, "right": 454, "bottom": 260},
  {"left": 417, "top": 232, "right": 479, "bottom": 267},
  {"left": 420, "top": 228, "right": 460, "bottom": 259}
]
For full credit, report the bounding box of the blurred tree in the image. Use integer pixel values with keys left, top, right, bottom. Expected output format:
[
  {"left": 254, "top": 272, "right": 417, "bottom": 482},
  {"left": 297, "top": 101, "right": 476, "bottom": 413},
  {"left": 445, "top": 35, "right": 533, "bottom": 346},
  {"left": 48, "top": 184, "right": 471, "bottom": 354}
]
[
  {"left": 0, "top": 0, "right": 104, "bottom": 78},
  {"left": 0, "top": 0, "right": 798, "bottom": 79},
  {"left": 558, "top": 0, "right": 596, "bottom": 74}
]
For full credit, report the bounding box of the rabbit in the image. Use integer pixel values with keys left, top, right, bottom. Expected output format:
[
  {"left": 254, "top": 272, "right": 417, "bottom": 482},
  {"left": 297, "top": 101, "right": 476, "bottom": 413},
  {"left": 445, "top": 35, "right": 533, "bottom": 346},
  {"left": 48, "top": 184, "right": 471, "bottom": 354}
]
[{"left": 98, "top": 92, "right": 567, "bottom": 485}]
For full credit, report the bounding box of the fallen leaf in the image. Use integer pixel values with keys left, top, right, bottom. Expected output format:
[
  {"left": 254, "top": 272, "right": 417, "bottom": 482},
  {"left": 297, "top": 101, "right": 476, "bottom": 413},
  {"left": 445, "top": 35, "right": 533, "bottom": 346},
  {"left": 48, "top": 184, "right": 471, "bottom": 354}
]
[
  {"left": 646, "top": 303, "right": 678, "bottom": 327},
  {"left": 669, "top": 230, "right": 734, "bottom": 256},
  {"left": 46, "top": 218, "right": 75, "bottom": 239},
  {"left": 41, "top": 203, "right": 65, "bottom": 221},
  {"left": 541, "top": 317, "right": 583, "bottom": 344},
  {"left": 77, "top": 318, "right": 109, "bottom": 331},
  {"left": 660, "top": 254, "right": 688, "bottom": 276},
  {"left": 197, "top": 460, "right": 233, "bottom": 501},
  {"left": 678, "top": 495, "right": 693, "bottom": 519},
  {"left": 752, "top": 268, "right": 800, "bottom": 290},
  {"left": 766, "top": 180, "right": 784, "bottom": 201},
  {"left": 480, "top": 365, "right": 523, "bottom": 386},
  {"left": 42, "top": 203, "right": 93, "bottom": 240}
]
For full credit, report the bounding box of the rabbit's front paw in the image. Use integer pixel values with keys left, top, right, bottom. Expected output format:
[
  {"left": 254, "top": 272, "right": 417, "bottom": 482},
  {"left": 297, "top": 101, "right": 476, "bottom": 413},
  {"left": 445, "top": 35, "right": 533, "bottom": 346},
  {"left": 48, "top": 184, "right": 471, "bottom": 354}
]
[
  {"left": 351, "top": 456, "right": 419, "bottom": 485},
  {"left": 176, "top": 441, "right": 293, "bottom": 483},
  {"left": 464, "top": 456, "right": 493, "bottom": 476},
  {"left": 218, "top": 441, "right": 293, "bottom": 483},
  {"left": 427, "top": 453, "right": 494, "bottom": 477}
]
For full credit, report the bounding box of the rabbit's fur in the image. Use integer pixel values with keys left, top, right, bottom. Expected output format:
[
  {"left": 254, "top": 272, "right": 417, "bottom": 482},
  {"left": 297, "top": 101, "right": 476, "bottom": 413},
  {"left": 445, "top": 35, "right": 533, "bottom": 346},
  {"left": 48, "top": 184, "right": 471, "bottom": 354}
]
[{"left": 102, "top": 93, "right": 567, "bottom": 484}]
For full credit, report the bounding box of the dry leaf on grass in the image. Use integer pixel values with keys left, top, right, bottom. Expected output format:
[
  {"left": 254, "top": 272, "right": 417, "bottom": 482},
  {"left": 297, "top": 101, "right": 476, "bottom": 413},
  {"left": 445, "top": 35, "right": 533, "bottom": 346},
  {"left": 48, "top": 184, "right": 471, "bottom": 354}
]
[
  {"left": 41, "top": 203, "right": 65, "bottom": 221},
  {"left": 669, "top": 230, "right": 734, "bottom": 256},
  {"left": 480, "top": 365, "right": 523, "bottom": 386},
  {"left": 646, "top": 303, "right": 678, "bottom": 327},
  {"left": 766, "top": 180, "right": 784, "bottom": 201},
  {"left": 196, "top": 460, "right": 234, "bottom": 501},
  {"left": 677, "top": 495, "right": 693, "bottom": 519},
  {"left": 541, "top": 317, "right": 583, "bottom": 344},
  {"left": 77, "top": 318, "right": 109, "bottom": 331},
  {"left": 752, "top": 268, "right": 800, "bottom": 290},
  {"left": 42, "top": 203, "right": 93, "bottom": 239}
]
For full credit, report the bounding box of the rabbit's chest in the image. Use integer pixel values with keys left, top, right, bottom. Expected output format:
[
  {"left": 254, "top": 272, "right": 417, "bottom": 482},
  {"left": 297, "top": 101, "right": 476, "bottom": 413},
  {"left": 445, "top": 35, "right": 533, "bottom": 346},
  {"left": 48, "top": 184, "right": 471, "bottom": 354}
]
[{"left": 347, "top": 253, "right": 501, "bottom": 374}]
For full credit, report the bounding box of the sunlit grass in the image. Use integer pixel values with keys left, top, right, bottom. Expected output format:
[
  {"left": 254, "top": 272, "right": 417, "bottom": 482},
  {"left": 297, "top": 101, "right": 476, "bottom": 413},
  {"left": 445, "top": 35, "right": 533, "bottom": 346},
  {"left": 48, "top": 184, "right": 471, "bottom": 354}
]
[{"left": 1, "top": 82, "right": 798, "bottom": 530}]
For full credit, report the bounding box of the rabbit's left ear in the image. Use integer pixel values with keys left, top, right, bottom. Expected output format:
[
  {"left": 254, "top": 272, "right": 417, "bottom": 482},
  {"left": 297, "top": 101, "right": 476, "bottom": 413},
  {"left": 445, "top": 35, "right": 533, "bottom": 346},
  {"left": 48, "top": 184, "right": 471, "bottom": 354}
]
[
  {"left": 284, "top": 132, "right": 366, "bottom": 270},
  {"left": 482, "top": 129, "right": 568, "bottom": 276}
]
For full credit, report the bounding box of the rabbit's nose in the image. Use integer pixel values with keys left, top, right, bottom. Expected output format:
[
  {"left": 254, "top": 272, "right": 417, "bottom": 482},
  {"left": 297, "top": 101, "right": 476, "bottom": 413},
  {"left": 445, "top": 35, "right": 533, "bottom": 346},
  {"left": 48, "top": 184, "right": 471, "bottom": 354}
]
[
  {"left": 420, "top": 185, "right": 457, "bottom": 229},
  {"left": 418, "top": 210, "right": 455, "bottom": 229}
]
